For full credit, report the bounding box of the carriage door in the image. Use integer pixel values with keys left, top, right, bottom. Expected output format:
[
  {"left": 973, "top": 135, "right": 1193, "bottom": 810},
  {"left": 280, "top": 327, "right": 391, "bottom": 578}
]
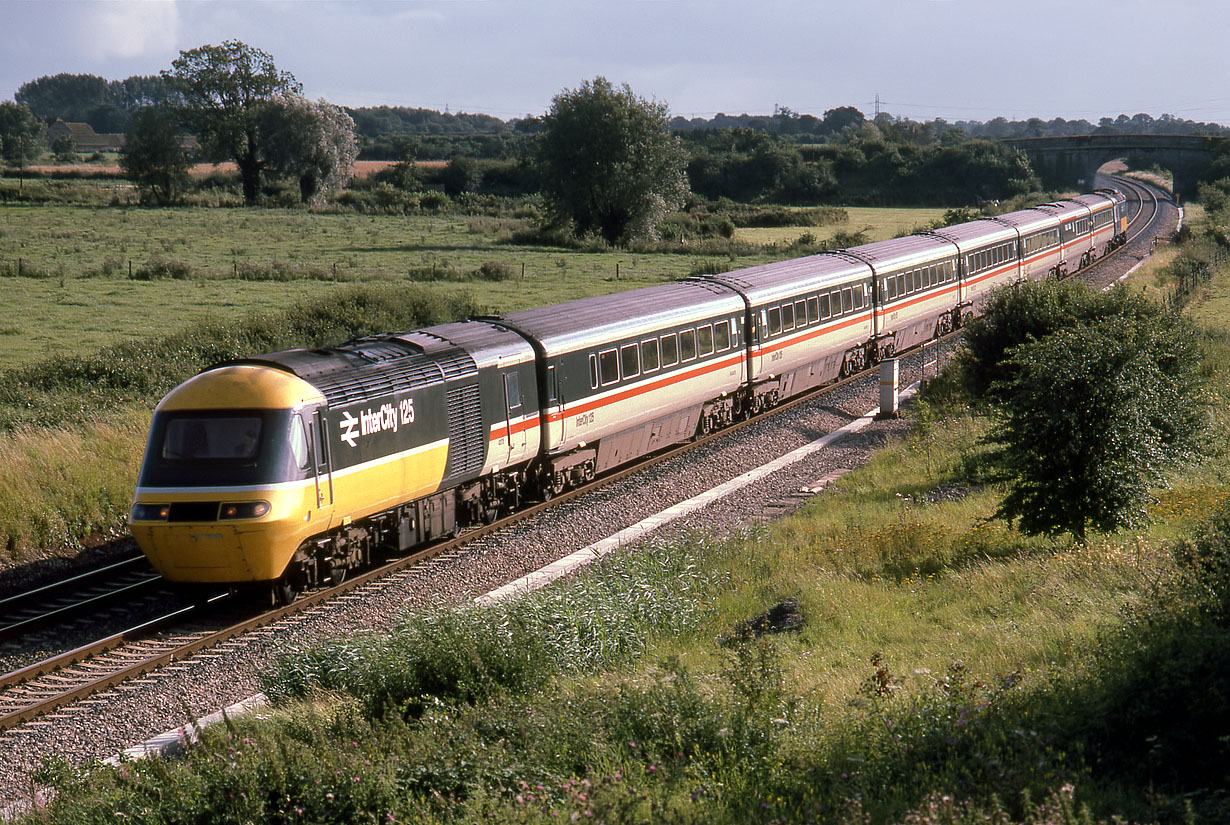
[
  {"left": 312, "top": 409, "right": 334, "bottom": 511},
  {"left": 502, "top": 370, "right": 526, "bottom": 464},
  {"left": 751, "top": 309, "right": 766, "bottom": 378},
  {"left": 546, "top": 364, "right": 564, "bottom": 446}
]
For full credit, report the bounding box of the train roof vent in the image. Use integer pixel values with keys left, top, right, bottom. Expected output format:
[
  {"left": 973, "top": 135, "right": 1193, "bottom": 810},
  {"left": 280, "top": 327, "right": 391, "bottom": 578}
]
[
  {"left": 435, "top": 350, "right": 477, "bottom": 382},
  {"left": 341, "top": 337, "right": 419, "bottom": 363},
  {"left": 313, "top": 358, "right": 443, "bottom": 406}
]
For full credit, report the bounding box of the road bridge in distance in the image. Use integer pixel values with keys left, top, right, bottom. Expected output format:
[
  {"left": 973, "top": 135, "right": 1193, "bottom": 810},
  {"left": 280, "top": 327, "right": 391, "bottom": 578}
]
[{"left": 1003, "top": 134, "right": 1229, "bottom": 201}]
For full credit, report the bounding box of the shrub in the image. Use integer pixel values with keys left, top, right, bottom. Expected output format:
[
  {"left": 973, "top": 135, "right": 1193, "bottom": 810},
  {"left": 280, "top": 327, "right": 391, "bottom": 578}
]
[
  {"left": 131, "top": 254, "right": 194, "bottom": 280},
  {"left": 474, "top": 261, "right": 514, "bottom": 281}
]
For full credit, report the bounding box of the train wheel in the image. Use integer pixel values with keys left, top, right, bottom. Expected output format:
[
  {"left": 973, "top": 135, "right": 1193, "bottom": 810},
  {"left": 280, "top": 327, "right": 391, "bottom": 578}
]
[
  {"left": 330, "top": 565, "right": 348, "bottom": 586},
  {"left": 274, "top": 576, "right": 300, "bottom": 606}
]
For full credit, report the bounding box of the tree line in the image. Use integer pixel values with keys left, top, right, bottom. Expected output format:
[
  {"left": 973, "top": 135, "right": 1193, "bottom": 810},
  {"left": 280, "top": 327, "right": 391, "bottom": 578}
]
[{"left": 5, "top": 40, "right": 1224, "bottom": 246}]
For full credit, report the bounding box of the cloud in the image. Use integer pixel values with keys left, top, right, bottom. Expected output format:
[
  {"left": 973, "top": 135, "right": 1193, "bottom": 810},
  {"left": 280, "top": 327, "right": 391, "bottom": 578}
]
[{"left": 78, "top": 0, "right": 180, "bottom": 61}]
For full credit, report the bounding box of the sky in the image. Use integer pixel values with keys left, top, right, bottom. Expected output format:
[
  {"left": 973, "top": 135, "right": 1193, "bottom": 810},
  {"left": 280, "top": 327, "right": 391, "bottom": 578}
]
[{"left": 3, "top": 0, "right": 1230, "bottom": 125}]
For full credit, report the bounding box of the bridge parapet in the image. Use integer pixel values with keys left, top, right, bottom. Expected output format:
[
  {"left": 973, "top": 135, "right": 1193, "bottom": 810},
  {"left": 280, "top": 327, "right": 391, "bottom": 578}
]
[{"left": 1002, "top": 135, "right": 1228, "bottom": 201}]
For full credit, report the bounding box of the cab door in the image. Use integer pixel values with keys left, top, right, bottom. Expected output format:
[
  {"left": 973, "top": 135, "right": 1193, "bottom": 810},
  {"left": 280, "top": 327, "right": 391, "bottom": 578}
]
[{"left": 311, "top": 409, "right": 334, "bottom": 513}]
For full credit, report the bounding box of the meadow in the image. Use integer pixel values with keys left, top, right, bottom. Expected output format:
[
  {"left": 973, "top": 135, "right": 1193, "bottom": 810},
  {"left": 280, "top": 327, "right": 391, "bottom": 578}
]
[{"left": 0, "top": 204, "right": 814, "bottom": 369}]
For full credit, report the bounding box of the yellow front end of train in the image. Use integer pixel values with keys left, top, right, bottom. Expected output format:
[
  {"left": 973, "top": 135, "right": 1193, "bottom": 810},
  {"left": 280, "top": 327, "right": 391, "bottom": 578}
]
[{"left": 130, "top": 365, "right": 331, "bottom": 584}]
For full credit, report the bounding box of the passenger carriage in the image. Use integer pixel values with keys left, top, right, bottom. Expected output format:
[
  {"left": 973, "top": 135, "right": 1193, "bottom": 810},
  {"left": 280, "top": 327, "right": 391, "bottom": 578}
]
[
  {"left": 986, "top": 208, "right": 1063, "bottom": 281},
  {"left": 494, "top": 281, "right": 747, "bottom": 495},
  {"left": 842, "top": 235, "right": 962, "bottom": 356},
  {"left": 700, "top": 253, "right": 875, "bottom": 408},
  {"left": 922, "top": 221, "right": 1023, "bottom": 316}
]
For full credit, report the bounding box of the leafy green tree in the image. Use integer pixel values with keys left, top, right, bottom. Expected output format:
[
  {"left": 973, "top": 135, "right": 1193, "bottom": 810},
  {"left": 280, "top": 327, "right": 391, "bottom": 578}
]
[
  {"left": 984, "top": 312, "right": 1205, "bottom": 540},
  {"left": 959, "top": 280, "right": 1169, "bottom": 401},
  {"left": 120, "top": 107, "right": 192, "bottom": 205},
  {"left": 536, "top": 77, "right": 689, "bottom": 245},
  {"left": 0, "top": 101, "right": 46, "bottom": 189},
  {"left": 16, "top": 73, "right": 110, "bottom": 121},
  {"left": 259, "top": 94, "right": 358, "bottom": 204},
  {"left": 163, "top": 40, "right": 301, "bottom": 205}
]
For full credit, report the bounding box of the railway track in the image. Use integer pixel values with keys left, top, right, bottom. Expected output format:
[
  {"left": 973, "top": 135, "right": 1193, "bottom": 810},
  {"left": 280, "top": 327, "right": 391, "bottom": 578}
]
[
  {"left": 0, "top": 178, "right": 1172, "bottom": 734},
  {"left": 0, "top": 554, "right": 164, "bottom": 641}
]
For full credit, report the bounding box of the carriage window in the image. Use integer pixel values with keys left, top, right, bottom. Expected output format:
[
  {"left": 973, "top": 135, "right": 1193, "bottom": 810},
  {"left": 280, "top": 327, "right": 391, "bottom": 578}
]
[
  {"left": 768, "top": 307, "right": 782, "bottom": 336},
  {"left": 641, "top": 339, "right": 660, "bottom": 372},
  {"left": 894, "top": 275, "right": 905, "bottom": 299},
  {"left": 781, "top": 302, "right": 794, "bottom": 331},
  {"left": 842, "top": 287, "right": 853, "bottom": 313},
  {"left": 795, "top": 300, "right": 807, "bottom": 324},
  {"left": 851, "top": 287, "right": 863, "bottom": 309},
  {"left": 589, "top": 354, "right": 598, "bottom": 389},
  {"left": 714, "top": 321, "right": 730, "bottom": 351},
  {"left": 680, "top": 328, "right": 697, "bottom": 361},
  {"left": 807, "top": 297, "right": 819, "bottom": 323},
  {"left": 697, "top": 324, "right": 714, "bottom": 356},
  {"left": 620, "top": 343, "right": 640, "bottom": 379},
  {"left": 820, "top": 293, "right": 832, "bottom": 318},
  {"left": 661, "top": 333, "right": 679, "bottom": 366},
  {"left": 599, "top": 349, "right": 619, "bottom": 386},
  {"left": 504, "top": 372, "right": 522, "bottom": 408},
  {"left": 831, "top": 290, "right": 843, "bottom": 315},
  {"left": 913, "top": 270, "right": 923, "bottom": 292}
]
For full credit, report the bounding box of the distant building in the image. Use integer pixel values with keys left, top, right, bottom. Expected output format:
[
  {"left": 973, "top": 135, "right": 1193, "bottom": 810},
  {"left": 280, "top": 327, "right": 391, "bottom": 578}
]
[{"left": 46, "top": 120, "right": 125, "bottom": 152}]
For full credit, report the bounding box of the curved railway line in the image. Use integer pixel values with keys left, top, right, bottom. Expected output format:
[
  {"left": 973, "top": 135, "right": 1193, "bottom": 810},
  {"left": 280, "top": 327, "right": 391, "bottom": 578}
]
[{"left": 0, "top": 175, "right": 1174, "bottom": 735}]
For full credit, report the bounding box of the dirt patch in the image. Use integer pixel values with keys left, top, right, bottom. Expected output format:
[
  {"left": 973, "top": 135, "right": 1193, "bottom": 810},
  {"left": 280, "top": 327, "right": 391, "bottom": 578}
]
[{"left": 24, "top": 160, "right": 445, "bottom": 179}]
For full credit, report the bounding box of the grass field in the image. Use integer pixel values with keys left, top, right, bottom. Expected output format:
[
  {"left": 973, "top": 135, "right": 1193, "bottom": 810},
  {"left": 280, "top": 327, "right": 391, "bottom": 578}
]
[
  {"left": 0, "top": 204, "right": 946, "bottom": 370},
  {"left": 735, "top": 205, "right": 949, "bottom": 246}
]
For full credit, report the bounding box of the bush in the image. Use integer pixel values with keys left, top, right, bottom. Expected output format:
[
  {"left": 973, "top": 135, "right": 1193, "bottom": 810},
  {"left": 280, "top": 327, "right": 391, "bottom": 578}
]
[{"left": 131, "top": 254, "right": 194, "bottom": 280}]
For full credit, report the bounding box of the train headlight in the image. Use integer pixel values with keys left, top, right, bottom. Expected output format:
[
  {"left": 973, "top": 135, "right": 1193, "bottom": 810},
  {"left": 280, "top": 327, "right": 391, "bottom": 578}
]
[
  {"left": 219, "top": 501, "right": 271, "bottom": 520},
  {"left": 131, "top": 503, "right": 170, "bottom": 521}
]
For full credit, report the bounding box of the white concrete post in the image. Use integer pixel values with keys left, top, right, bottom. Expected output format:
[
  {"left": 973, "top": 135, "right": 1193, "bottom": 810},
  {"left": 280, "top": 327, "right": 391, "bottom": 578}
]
[{"left": 877, "top": 358, "right": 899, "bottom": 419}]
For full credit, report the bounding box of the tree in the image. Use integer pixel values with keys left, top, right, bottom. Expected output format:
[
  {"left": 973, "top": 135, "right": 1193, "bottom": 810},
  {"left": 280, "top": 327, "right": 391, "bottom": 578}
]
[
  {"left": 16, "top": 73, "right": 110, "bottom": 121},
  {"left": 163, "top": 40, "right": 301, "bottom": 205},
  {"left": 0, "top": 101, "right": 46, "bottom": 192},
  {"left": 120, "top": 107, "right": 192, "bottom": 205},
  {"left": 259, "top": 94, "right": 358, "bottom": 204},
  {"left": 983, "top": 311, "right": 1205, "bottom": 541},
  {"left": 535, "top": 77, "right": 689, "bottom": 245},
  {"left": 959, "top": 280, "right": 1168, "bottom": 402}
]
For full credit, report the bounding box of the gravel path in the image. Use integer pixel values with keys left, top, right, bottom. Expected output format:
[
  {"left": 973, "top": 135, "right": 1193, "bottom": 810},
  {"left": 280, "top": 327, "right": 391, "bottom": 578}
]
[{"left": 0, "top": 181, "right": 1177, "bottom": 807}]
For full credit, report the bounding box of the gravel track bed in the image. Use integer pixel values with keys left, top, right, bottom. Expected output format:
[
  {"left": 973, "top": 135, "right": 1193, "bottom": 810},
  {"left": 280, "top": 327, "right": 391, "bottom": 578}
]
[{"left": 0, "top": 182, "right": 1177, "bottom": 805}]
